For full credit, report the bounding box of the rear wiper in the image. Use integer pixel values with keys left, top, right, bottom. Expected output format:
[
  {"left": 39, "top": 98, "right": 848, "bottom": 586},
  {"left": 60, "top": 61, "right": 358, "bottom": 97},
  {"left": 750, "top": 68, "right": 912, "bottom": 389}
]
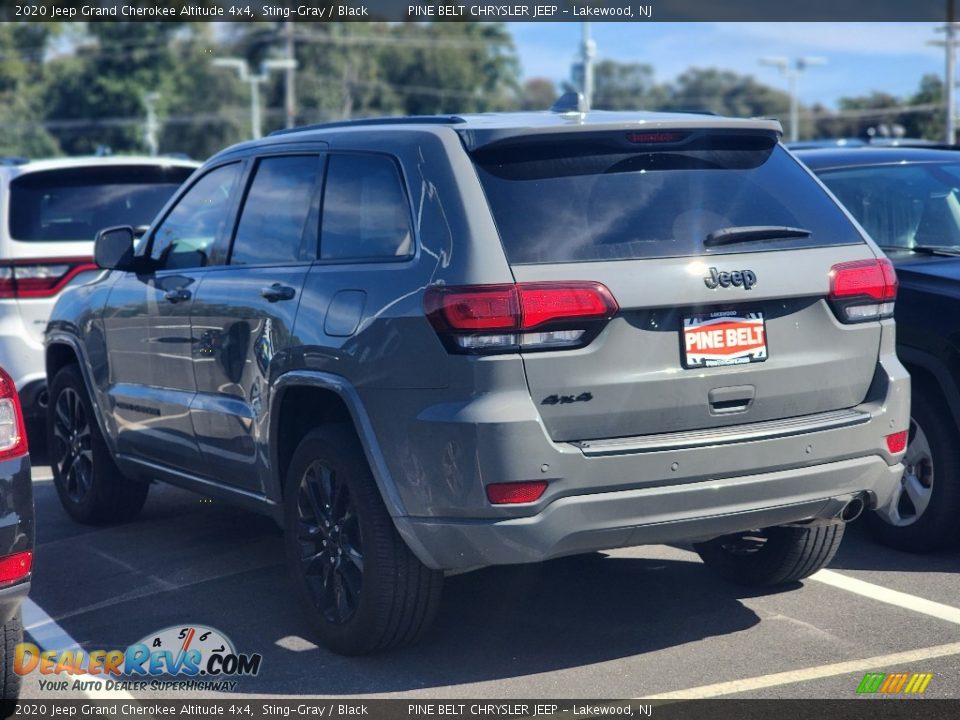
[
  {"left": 704, "top": 225, "right": 812, "bottom": 248},
  {"left": 903, "top": 245, "right": 960, "bottom": 257}
]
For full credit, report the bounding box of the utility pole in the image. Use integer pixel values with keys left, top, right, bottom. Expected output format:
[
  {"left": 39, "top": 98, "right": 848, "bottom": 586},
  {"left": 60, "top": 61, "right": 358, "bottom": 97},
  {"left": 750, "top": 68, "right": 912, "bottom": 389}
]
[
  {"left": 143, "top": 92, "right": 160, "bottom": 157},
  {"left": 212, "top": 57, "right": 298, "bottom": 139},
  {"left": 760, "top": 56, "right": 827, "bottom": 143},
  {"left": 931, "top": 1, "right": 959, "bottom": 144},
  {"left": 581, "top": 22, "right": 595, "bottom": 111},
  {"left": 284, "top": 21, "right": 296, "bottom": 128}
]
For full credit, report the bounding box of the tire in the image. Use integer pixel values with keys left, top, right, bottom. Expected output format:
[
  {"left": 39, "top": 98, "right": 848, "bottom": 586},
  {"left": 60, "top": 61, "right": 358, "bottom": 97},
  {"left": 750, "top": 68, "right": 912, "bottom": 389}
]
[
  {"left": 283, "top": 425, "right": 443, "bottom": 655},
  {"left": 47, "top": 364, "right": 148, "bottom": 525},
  {"left": 0, "top": 610, "right": 23, "bottom": 703},
  {"left": 694, "top": 520, "right": 845, "bottom": 586},
  {"left": 865, "top": 388, "right": 960, "bottom": 552}
]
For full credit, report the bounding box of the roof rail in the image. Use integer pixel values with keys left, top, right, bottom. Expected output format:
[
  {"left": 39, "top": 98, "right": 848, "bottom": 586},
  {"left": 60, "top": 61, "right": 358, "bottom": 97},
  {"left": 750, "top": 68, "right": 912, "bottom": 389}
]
[
  {"left": 0, "top": 156, "right": 29, "bottom": 166},
  {"left": 269, "top": 115, "right": 467, "bottom": 137}
]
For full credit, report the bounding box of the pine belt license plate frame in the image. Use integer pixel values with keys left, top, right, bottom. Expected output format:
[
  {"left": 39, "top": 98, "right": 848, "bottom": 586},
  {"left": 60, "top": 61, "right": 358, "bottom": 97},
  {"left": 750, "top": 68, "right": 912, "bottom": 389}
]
[{"left": 682, "top": 310, "right": 768, "bottom": 369}]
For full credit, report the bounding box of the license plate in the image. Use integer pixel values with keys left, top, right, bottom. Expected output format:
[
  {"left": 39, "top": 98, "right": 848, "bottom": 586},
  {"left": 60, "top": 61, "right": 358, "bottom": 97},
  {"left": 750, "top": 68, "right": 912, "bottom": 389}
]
[{"left": 682, "top": 311, "right": 767, "bottom": 368}]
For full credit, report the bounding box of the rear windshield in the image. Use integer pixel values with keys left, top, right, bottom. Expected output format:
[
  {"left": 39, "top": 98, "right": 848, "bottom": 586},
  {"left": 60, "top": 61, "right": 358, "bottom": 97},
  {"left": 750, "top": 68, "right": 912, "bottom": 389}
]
[
  {"left": 9, "top": 165, "right": 194, "bottom": 242},
  {"left": 472, "top": 135, "right": 864, "bottom": 264}
]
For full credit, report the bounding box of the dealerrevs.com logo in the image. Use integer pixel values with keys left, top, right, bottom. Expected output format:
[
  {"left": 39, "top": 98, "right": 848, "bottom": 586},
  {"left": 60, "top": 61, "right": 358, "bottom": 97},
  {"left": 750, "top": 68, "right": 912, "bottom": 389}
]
[{"left": 15, "top": 625, "right": 262, "bottom": 693}]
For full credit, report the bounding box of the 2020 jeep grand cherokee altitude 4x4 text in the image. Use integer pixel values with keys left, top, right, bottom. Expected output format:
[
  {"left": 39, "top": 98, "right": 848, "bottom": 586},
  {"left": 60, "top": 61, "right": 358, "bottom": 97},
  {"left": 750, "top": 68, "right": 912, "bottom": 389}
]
[{"left": 44, "top": 111, "right": 910, "bottom": 655}]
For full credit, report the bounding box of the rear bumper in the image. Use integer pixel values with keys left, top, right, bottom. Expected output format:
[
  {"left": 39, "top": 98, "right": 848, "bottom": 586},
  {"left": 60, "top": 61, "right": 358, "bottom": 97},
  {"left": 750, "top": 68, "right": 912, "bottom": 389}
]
[{"left": 399, "top": 456, "right": 901, "bottom": 570}]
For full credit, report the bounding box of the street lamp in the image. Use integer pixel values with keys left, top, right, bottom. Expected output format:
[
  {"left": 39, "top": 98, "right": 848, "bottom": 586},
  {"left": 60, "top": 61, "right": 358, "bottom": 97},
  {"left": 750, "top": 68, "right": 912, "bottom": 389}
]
[
  {"left": 212, "top": 57, "right": 298, "bottom": 139},
  {"left": 760, "top": 56, "right": 827, "bottom": 143}
]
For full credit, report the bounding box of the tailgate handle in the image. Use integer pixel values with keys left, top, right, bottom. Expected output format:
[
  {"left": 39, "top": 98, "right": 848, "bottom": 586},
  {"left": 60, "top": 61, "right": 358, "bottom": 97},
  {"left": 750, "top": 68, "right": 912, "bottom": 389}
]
[{"left": 709, "top": 385, "right": 755, "bottom": 415}]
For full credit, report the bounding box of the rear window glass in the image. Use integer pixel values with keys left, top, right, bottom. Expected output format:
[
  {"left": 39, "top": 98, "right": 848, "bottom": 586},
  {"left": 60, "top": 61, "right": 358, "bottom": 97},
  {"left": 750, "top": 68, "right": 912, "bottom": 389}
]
[
  {"left": 473, "top": 137, "right": 863, "bottom": 264},
  {"left": 9, "top": 165, "right": 194, "bottom": 243},
  {"left": 815, "top": 162, "right": 960, "bottom": 250}
]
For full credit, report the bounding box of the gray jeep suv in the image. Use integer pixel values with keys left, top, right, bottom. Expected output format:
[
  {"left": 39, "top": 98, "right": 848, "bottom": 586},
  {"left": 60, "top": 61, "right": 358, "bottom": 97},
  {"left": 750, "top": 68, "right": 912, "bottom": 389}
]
[{"left": 45, "top": 111, "right": 910, "bottom": 655}]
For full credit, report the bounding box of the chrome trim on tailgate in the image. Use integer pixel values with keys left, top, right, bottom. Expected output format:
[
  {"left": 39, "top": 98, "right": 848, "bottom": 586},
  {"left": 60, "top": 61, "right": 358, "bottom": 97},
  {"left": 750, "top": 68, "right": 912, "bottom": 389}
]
[{"left": 572, "top": 409, "right": 871, "bottom": 456}]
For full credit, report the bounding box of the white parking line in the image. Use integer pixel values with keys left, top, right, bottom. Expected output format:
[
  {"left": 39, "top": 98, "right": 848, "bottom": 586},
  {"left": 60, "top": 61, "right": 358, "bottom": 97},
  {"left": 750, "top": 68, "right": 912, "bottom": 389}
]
[
  {"left": 22, "top": 598, "right": 134, "bottom": 701},
  {"left": 644, "top": 641, "right": 960, "bottom": 699},
  {"left": 811, "top": 569, "right": 960, "bottom": 625},
  {"left": 646, "top": 567, "right": 960, "bottom": 699}
]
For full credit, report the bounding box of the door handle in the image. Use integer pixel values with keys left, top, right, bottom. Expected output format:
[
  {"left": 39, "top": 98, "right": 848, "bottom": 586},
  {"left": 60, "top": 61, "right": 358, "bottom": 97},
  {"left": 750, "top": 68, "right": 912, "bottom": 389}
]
[
  {"left": 164, "top": 288, "right": 191, "bottom": 303},
  {"left": 261, "top": 284, "right": 296, "bottom": 302}
]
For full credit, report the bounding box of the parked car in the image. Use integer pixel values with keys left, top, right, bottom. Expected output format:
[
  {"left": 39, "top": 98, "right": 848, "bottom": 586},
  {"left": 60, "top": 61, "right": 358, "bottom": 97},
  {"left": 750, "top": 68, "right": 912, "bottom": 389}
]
[
  {"left": 0, "top": 367, "right": 34, "bottom": 701},
  {"left": 45, "top": 111, "right": 909, "bottom": 655},
  {"left": 0, "top": 156, "right": 198, "bottom": 430},
  {"left": 796, "top": 146, "right": 960, "bottom": 551}
]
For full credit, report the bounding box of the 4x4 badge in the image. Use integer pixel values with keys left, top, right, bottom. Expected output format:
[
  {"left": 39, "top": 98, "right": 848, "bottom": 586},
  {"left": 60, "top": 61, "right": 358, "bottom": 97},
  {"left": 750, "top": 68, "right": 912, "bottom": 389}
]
[{"left": 704, "top": 267, "right": 757, "bottom": 290}]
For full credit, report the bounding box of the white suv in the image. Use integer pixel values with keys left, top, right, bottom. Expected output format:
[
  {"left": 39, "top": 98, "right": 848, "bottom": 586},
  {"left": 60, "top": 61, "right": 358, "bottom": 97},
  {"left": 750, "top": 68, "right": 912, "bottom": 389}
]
[{"left": 0, "top": 155, "right": 198, "bottom": 426}]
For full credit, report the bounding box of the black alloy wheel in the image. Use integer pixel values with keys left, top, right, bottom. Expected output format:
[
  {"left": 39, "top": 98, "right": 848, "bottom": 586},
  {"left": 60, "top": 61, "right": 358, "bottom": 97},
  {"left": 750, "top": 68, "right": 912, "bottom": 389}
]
[{"left": 295, "top": 460, "right": 364, "bottom": 624}]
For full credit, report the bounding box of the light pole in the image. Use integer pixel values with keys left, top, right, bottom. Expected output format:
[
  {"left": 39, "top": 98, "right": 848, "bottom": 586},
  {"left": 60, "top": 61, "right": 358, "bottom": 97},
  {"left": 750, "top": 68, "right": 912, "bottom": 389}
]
[
  {"left": 760, "top": 56, "right": 827, "bottom": 143},
  {"left": 930, "top": 3, "right": 959, "bottom": 144},
  {"left": 143, "top": 91, "right": 160, "bottom": 157},
  {"left": 212, "top": 57, "right": 298, "bottom": 139},
  {"left": 580, "top": 22, "right": 596, "bottom": 111}
]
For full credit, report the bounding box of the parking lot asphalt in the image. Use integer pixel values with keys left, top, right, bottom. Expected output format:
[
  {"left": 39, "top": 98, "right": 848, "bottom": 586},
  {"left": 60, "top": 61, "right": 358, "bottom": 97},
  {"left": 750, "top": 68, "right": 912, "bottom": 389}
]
[{"left": 19, "top": 459, "right": 960, "bottom": 701}]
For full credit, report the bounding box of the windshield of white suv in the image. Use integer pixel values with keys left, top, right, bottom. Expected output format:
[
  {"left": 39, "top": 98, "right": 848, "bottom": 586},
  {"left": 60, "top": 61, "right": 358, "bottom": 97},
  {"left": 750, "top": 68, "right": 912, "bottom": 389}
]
[
  {"left": 9, "top": 165, "right": 195, "bottom": 243},
  {"left": 473, "top": 139, "right": 864, "bottom": 264},
  {"left": 816, "top": 162, "right": 960, "bottom": 252}
]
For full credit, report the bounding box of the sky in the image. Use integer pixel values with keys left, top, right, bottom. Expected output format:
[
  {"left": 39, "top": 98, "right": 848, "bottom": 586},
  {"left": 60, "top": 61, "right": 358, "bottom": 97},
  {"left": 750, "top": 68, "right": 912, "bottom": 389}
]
[{"left": 510, "top": 23, "right": 946, "bottom": 109}]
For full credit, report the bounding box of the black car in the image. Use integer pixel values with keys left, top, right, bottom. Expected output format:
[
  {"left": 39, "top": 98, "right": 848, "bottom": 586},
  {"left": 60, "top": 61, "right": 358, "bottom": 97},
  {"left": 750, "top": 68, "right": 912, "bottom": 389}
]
[
  {"left": 0, "top": 366, "right": 35, "bottom": 701},
  {"left": 797, "top": 146, "right": 960, "bottom": 551}
]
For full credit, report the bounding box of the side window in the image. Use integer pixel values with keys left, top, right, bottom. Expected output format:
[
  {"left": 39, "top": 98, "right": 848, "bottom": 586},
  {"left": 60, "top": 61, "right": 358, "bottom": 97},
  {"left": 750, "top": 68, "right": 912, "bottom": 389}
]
[
  {"left": 149, "top": 163, "right": 241, "bottom": 270},
  {"left": 231, "top": 155, "right": 321, "bottom": 266},
  {"left": 321, "top": 154, "right": 414, "bottom": 261}
]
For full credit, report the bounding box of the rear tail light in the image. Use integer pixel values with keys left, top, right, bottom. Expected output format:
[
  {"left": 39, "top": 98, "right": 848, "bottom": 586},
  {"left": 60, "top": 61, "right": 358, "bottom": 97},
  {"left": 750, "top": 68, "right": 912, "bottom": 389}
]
[
  {"left": 486, "top": 481, "right": 548, "bottom": 505},
  {"left": 0, "top": 551, "right": 32, "bottom": 586},
  {"left": 828, "top": 258, "right": 897, "bottom": 323},
  {"left": 886, "top": 430, "right": 908, "bottom": 455},
  {"left": 424, "top": 282, "right": 619, "bottom": 354},
  {"left": 0, "top": 258, "right": 98, "bottom": 299},
  {"left": 0, "top": 367, "right": 27, "bottom": 462}
]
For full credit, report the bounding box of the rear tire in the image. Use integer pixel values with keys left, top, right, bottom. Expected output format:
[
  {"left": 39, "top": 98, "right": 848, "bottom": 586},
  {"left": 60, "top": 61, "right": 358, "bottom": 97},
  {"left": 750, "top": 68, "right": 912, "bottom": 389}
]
[
  {"left": 864, "top": 388, "right": 960, "bottom": 552},
  {"left": 283, "top": 425, "right": 443, "bottom": 655},
  {"left": 0, "top": 610, "right": 23, "bottom": 703},
  {"left": 694, "top": 520, "right": 845, "bottom": 586},
  {"left": 47, "top": 365, "right": 148, "bottom": 525}
]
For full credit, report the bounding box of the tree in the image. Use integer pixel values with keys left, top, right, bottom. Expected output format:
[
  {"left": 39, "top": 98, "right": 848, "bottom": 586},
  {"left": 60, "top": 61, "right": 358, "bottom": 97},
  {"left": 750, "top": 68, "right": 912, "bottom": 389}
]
[
  {"left": 591, "top": 61, "right": 662, "bottom": 110},
  {"left": 379, "top": 23, "right": 520, "bottom": 115},
  {"left": 0, "top": 22, "right": 61, "bottom": 157},
  {"left": 519, "top": 77, "right": 557, "bottom": 111},
  {"left": 661, "top": 68, "right": 790, "bottom": 119}
]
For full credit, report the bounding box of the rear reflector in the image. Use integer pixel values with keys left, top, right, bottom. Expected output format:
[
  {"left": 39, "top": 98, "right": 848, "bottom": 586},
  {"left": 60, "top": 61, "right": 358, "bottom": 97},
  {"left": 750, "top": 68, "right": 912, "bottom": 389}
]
[
  {"left": 0, "top": 258, "right": 97, "bottom": 299},
  {"left": 425, "top": 282, "right": 618, "bottom": 354},
  {"left": 0, "top": 551, "right": 32, "bottom": 586},
  {"left": 886, "top": 430, "right": 908, "bottom": 455},
  {"left": 486, "top": 481, "right": 548, "bottom": 505},
  {"left": 828, "top": 258, "right": 897, "bottom": 323}
]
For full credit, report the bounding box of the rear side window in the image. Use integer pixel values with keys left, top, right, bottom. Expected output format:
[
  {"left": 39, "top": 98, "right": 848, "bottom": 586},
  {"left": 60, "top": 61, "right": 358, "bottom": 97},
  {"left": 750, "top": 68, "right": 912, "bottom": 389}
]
[
  {"left": 473, "top": 137, "right": 864, "bottom": 264},
  {"left": 9, "top": 165, "right": 193, "bottom": 243},
  {"left": 149, "top": 163, "right": 241, "bottom": 271},
  {"left": 231, "top": 155, "right": 321, "bottom": 265},
  {"left": 321, "top": 154, "right": 414, "bottom": 261}
]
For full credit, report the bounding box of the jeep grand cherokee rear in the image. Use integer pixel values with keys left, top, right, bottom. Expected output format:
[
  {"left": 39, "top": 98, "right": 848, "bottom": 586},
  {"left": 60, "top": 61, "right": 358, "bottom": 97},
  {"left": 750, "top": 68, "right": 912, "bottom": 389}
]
[{"left": 45, "top": 111, "right": 909, "bottom": 656}]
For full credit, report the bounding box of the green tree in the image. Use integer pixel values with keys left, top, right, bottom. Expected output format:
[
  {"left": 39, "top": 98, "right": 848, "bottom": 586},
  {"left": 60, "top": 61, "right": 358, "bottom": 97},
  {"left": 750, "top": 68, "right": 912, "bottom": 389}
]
[
  {"left": 0, "top": 22, "right": 61, "bottom": 156},
  {"left": 379, "top": 23, "right": 520, "bottom": 115},
  {"left": 591, "top": 61, "right": 662, "bottom": 110},
  {"left": 519, "top": 77, "right": 557, "bottom": 111},
  {"left": 661, "top": 68, "right": 790, "bottom": 119}
]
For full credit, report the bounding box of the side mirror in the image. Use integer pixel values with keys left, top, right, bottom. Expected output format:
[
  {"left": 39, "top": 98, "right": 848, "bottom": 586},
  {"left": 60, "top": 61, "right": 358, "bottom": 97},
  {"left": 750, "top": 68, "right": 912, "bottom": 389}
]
[{"left": 94, "top": 226, "right": 136, "bottom": 271}]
